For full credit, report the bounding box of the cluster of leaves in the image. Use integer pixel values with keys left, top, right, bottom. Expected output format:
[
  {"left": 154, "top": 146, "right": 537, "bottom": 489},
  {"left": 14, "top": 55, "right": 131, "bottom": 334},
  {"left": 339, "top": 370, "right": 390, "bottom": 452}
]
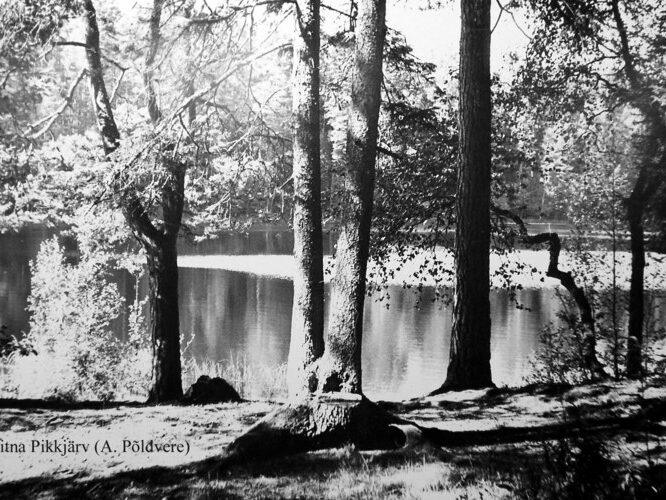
[
  {"left": 0, "top": 133, "right": 107, "bottom": 231},
  {"left": 518, "top": 0, "right": 666, "bottom": 229},
  {"left": 2, "top": 236, "right": 150, "bottom": 401},
  {"left": 364, "top": 36, "right": 457, "bottom": 302},
  {"left": 368, "top": 34, "right": 555, "bottom": 302}
]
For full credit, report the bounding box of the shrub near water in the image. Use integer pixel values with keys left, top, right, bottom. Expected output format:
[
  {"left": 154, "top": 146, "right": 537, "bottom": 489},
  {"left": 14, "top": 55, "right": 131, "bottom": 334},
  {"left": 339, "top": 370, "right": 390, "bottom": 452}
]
[{"left": 2, "top": 237, "right": 150, "bottom": 401}]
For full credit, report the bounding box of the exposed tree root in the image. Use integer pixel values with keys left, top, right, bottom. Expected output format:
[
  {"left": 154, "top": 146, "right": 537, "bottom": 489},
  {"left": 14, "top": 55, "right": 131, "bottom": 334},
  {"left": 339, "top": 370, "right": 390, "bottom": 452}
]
[
  {"left": 428, "top": 380, "right": 496, "bottom": 397},
  {"left": 222, "top": 393, "right": 402, "bottom": 464},
  {"left": 220, "top": 393, "right": 666, "bottom": 467}
]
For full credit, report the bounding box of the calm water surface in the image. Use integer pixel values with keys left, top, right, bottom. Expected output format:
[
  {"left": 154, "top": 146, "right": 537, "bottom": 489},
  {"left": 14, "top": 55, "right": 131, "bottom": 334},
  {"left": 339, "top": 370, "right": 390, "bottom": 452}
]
[{"left": 0, "top": 227, "right": 597, "bottom": 400}]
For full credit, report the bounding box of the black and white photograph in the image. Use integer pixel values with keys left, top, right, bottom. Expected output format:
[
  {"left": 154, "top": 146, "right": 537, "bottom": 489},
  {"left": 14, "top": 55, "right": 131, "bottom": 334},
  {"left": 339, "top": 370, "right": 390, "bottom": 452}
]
[{"left": 0, "top": 0, "right": 665, "bottom": 497}]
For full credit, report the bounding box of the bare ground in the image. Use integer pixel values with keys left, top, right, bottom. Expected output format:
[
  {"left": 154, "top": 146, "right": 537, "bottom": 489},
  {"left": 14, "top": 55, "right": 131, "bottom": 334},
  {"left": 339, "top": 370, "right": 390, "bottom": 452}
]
[{"left": 0, "top": 380, "right": 665, "bottom": 499}]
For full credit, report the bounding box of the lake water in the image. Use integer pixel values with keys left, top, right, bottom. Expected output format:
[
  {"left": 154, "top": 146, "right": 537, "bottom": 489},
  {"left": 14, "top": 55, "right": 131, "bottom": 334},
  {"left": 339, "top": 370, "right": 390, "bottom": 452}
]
[{"left": 0, "top": 226, "right": 648, "bottom": 401}]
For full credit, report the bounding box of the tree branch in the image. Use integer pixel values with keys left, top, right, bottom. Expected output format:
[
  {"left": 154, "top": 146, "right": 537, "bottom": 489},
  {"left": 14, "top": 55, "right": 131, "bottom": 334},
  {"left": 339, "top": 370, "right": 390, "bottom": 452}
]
[
  {"left": 491, "top": 204, "right": 606, "bottom": 378},
  {"left": 376, "top": 145, "right": 403, "bottom": 160},
  {"left": 322, "top": 2, "right": 355, "bottom": 19},
  {"left": 55, "top": 41, "right": 129, "bottom": 71},
  {"left": 162, "top": 42, "right": 291, "bottom": 131},
  {"left": 109, "top": 67, "right": 126, "bottom": 104},
  {"left": 54, "top": 41, "right": 88, "bottom": 48},
  {"left": 494, "top": 0, "right": 531, "bottom": 40},
  {"left": 26, "top": 68, "right": 88, "bottom": 139},
  {"left": 123, "top": 195, "right": 162, "bottom": 248},
  {"left": 609, "top": 0, "right": 639, "bottom": 90},
  {"left": 189, "top": 0, "right": 294, "bottom": 25}
]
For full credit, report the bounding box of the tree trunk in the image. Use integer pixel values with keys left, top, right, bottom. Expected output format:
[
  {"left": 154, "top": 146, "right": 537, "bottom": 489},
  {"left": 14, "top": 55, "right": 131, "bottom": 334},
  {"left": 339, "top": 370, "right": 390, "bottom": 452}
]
[
  {"left": 321, "top": 118, "right": 334, "bottom": 213},
  {"left": 317, "top": 0, "right": 386, "bottom": 394},
  {"left": 124, "top": 157, "right": 186, "bottom": 403},
  {"left": 288, "top": 0, "right": 325, "bottom": 398},
  {"left": 610, "top": 0, "right": 666, "bottom": 379},
  {"left": 626, "top": 169, "right": 647, "bottom": 378},
  {"left": 140, "top": 1, "right": 185, "bottom": 402},
  {"left": 84, "top": 0, "right": 185, "bottom": 403},
  {"left": 83, "top": 0, "right": 120, "bottom": 155},
  {"left": 433, "top": 0, "right": 493, "bottom": 393},
  {"left": 187, "top": 80, "right": 196, "bottom": 126},
  {"left": 146, "top": 237, "right": 183, "bottom": 403}
]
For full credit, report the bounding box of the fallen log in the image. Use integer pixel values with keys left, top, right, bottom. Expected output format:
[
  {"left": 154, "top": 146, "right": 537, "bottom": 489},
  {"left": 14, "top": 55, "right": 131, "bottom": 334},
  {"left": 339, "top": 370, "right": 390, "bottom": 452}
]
[{"left": 221, "top": 393, "right": 666, "bottom": 466}]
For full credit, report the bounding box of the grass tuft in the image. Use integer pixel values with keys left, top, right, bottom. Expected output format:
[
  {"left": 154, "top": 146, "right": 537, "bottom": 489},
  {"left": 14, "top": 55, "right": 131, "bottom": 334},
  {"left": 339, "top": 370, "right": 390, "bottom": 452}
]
[{"left": 182, "top": 355, "right": 287, "bottom": 400}]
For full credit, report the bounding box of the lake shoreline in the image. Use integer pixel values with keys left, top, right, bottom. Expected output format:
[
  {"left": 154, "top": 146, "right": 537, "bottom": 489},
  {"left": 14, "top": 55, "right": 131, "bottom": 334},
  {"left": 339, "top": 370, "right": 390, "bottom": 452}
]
[{"left": 178, "top": 248, "right": 666, "bottom": 291}]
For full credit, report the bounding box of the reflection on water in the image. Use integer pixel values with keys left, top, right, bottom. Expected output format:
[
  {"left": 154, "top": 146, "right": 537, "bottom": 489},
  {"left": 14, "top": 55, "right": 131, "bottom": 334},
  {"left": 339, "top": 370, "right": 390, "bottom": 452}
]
[
  {"left": 178, "top": 266, "right": 559, "bottom": 400},
  {"left": 173, "top": 232, "right": 564, "bottom": 399},
  {"left": 3, "top": 228, "right": 660, "bottom": 401}
]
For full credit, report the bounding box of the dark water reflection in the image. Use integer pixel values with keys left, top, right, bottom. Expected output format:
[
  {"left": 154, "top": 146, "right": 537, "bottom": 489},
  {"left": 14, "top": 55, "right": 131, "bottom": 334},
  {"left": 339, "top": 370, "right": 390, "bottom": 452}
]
[
  {"left": 177, "top": 266, "right": 557, "bottom": 399},
  {"left": 174, "top": 232, "right": 561, "bottom": 399},
  {"left": 3, "top": 228, "right": 652, "bottom": 400}
]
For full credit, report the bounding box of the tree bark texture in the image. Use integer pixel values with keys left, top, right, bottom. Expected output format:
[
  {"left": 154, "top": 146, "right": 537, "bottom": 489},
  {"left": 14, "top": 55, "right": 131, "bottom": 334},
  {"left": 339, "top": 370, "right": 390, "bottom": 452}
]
[
  {"left": 288, "top": 0, "right": 325, "bottom": 398},
  {"left": 83, "top": 0, "right": 120, "bottom": 155},
  {"left": 317, "top": 0, "right": 386, "bottom": 394},
  {"left": 623, "top": 133, "right": 664, "bottom": 380},
  {"left": 125, "top": 158, "right": 186, "bottom": 403},
  {"left": 624, "top": 149, "right": 665, "bottom": 380},
  {"left": 435, "top": 0, "right": 493, "bottom": 393},
  {"left": 146, "top": 237, "right": 183, "bottom": 403}
]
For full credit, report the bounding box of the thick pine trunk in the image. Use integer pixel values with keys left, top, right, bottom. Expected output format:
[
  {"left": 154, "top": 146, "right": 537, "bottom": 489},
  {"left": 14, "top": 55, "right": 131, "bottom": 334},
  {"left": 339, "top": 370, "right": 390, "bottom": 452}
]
[
  {"left": 434, "top": 0, "right": 493, "bottom": 393},
  {"left": 288, "top": 0, "right": 325, "bottom": 398},
  {"left": 146, "top": 238, "right": 183, "bottom": 403},
  {"left": 317, "top": 0, "right": 386, "bottom": 394},
  {"left": 124, "top": 158, "right": 185, "bottom": 403},
  {"left": 124, "top": 159, "right": 185, "bottom": 404},
  {"left": 144, "top": 158, "right": 186, "bottom": 403},
  {"left": 141, "top": 3, "right": 185, "bottom": 401}
]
